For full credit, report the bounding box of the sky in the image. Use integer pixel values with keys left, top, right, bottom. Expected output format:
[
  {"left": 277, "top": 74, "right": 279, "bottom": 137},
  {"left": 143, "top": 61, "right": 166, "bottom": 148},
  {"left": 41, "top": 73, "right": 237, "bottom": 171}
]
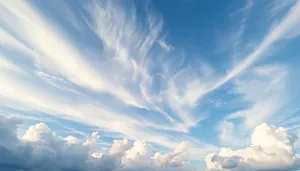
[{"left": 1, "top": 0, "right": 300, "bottom": 170}]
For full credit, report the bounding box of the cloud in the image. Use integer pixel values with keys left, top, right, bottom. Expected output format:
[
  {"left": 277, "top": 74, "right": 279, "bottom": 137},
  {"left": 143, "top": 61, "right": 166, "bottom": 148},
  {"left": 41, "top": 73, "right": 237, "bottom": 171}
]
[
  {"left": 206, "top": 123, "right": 300, "bottom": 171},
  {"left": 109, "top": 139, "right": 132, "bottom": 156},
  {"left": 0, "top": 0, "right": 188, "bottom": 132},
  {"left": 158, "top": 40, "right": 173, "bottom": 52},
  {"left": 160, "top": 0, "right": 300, "bottom": 130},
  {"left": 216, "top": 64, "right": 290, "bottom": 151},
  {"left": 0, "top": 56, "right": 202, "bottom": 150},
  {"left": 0, "top": 0, "right": 219, "bottom": 151},
  {"left": 153, "top": 141, "right": 190, "bottom": 167},
  {"left": 218, "top": 121, "right": 249, "bottom": 148},
  {"left": 0, "top": 115, "right": 195, "bottom": 171},
  {"left": 210, "top": 0, "right": 300, "bottom": 92},
  {"left": 84, "top": 132, "right": 100, "bottom": 146},
  {"left": 2, "top": 115, "right": 299, "bottom": 171},
  {"left": 270, "top": 0, "right": 297, "bottom": 13},
  {"left": 227, "top": 64, "right": 288, "bottom": 128},
  {"left": 22, "top": 122, "right": 56, "bottom": 142},
  {"left": 0, "top": 57, "right": 25, "bottom": 74},
  {"left": 1, "top": 0, "right": 300, "bottom": 169},
  {"left": 0, "top": 0, "right": 150, "bottom": 109}
]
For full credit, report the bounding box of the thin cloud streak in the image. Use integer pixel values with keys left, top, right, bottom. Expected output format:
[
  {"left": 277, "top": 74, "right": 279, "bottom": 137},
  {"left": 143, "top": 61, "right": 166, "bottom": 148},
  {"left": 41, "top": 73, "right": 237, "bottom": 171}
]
[
  {"left": 160, "top": 1, "right": 300, "bottom": 129},
  {"left": 213, "top": 0, "right": 300, "bottom": 90},
  {"left": 0, "top": 0, "right": 147, "bottom": 109}
]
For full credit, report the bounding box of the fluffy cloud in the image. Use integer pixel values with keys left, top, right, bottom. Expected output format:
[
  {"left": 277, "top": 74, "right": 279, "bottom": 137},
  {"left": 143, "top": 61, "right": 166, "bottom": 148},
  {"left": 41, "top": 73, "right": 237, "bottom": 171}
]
[
  {"left": 22, "top": 122, "right": 56, "bottom": 142},
  {"left": 84, "top": 132, "right": 100, "bottom": 146},
  {"left": 206, "top": 123, "right": 300, "bottom": 171},
  {"left": 1, "top": 116, "right": 300, "bottom": 171},
  {"left": 0, "top": 116, "right": 194, "bottom": 171},
  {"left": 109, "top": 139, "right": 132, "bottom": 156}
]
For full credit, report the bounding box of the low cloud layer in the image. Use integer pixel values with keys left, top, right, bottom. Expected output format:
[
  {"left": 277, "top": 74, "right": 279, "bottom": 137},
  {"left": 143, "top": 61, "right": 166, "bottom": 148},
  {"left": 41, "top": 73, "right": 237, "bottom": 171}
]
[
  {"left": 0, "top": 116, "right": 194, "bottom": 171},
  {"left": 1, "top": 115, "right": 300, "bottom": 171},
  {"left": 206, "top": 123, "right": 300, "bottom": 171}
]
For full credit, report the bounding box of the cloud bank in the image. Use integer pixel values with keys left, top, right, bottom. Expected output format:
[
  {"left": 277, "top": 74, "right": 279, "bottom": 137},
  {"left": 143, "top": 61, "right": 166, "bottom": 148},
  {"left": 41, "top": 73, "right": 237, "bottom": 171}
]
[
  {"left": 0, "top": 115, "right": 194, "bottom": 171},
  {"left": 1, "top": 115, "right": 299, "bottom": 171}
]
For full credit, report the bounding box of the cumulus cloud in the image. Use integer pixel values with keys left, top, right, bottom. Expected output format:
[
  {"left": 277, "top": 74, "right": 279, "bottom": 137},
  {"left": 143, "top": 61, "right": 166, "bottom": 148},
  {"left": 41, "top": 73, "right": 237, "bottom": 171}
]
[
  {"left": 84, "top": 131, "right": 100, "bottom": 146},
  {"left": 109, "top": 139, "right": 132, "bottom": 156},
  {"left": 0, "top": 115, "right": 194, "bottom": 171},
  {"left": 22, "top": 122, "right": 56, "bottom": 142},
  {"left": 1, "top": 115, "right": 300, "bottom": 171},
  {"left": 206, "top": 123, "right": 300, "bottom": 171}
]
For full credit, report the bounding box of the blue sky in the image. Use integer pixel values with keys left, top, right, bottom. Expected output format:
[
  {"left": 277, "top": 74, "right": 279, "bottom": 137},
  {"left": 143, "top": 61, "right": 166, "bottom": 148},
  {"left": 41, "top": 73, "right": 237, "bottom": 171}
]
[{"left": 1, "top": 0, "right": 300, "bottom": 170}]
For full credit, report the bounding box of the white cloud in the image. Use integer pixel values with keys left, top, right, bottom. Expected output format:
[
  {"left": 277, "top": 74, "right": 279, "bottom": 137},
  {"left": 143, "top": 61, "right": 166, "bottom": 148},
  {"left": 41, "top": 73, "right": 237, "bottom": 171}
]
[
  {"left": 227, "top": 64, "right": 288, "bottom": 128},
  {"left": 206, "top": 123, "right": 300, "bottom": 171},
  {"left": 64, "top": 135, "right": 81, "bottom": 144},
  {"left": 22, "top": 122, "right": 56, "bottom": 142},
  {"left": 0, "top": 56, "right": 189, "bottom": 150},
  {"left": 158, "top": 39, "right": 173, "bottom": 52},
  {"left": 0, "top": 0, "right": 220, "bottom": 152},
  {"left": 161, "top": 0, "right": 300, "bottom": 131},
  {"left": 0, "top": 0, "right": 146, "bottom": 109},
  {"left": 125, "top": 141, "right": 153, "bottom": 160},
  {"left": 0, "top": 0, "right": 298, "bottom": 137},
  {"left": 1, "top": 1, "right": 300, "bottom": 169},
  {"left": 159, "top": 0, "right": 300, "bottom": 130},
  {"left": 0, "top": 0, "right": 184, "bottom": 129},
  {"left": 0, "top": 115, "right": 195, "bottom": 171},
  {"left": 84, "top": 132, "right": 100, "bottom": 146},
  {"left": 0, "top": 56, "right": 25, "bottom": 74},
  {"left": 270, "top": 0, "right": 297, "bottom": 13},
  {"left": 216, "top": 64, "right": 289, "bottom": 151},
  {"left": 109, "top": 139, "right": 132, "bottom": 156},
  {"left": 210, "top": 0, "right": 300, "bottom": 92},
  {"left": 153, "top": 141, "right": 189, "bottom": 167},
  {"left": 3, "top": 116, "right": 299, "bottom": 171},
  {"left": 218, "top": 121, "right": 249, "bottom": 148},
  {"left": 165, "top": 62, "right": 219, "bottom": 129}
]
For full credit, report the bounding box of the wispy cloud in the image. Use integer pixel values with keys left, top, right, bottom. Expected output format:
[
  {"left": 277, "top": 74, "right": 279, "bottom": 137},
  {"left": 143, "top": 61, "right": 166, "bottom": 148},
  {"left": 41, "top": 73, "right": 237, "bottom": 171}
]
[
  {"left": 1, "top": 0, "right": 300, "bottom": 169},
  {"left": 0, "top": 56, "right": 25, "bottom": 74},
  {"left": 212, "top": 0, "right": 300, "bottom": 91},
  {"left": 159, "top": 0, "right": 300, "bottom": 131},
  {"left": 216, "top": 64, "right": 289, "bottom": 148},
  {"left": 227, "top": 64, "right": 289, "bottom": 128},
  {"left": 0, "top": 0, "right": 215, "bottom": 151},
  {"left": 1, "top": 0, "right": 147, "bottom": 109}
]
